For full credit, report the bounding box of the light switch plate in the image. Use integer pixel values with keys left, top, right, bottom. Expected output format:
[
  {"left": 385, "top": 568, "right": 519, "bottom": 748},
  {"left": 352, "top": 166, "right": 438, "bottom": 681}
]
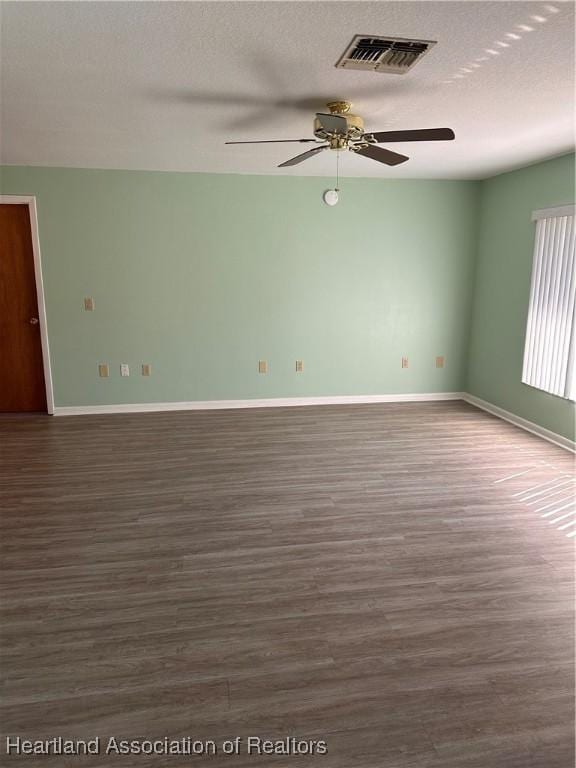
[
  {"left": 435, "top": 356, "right": 445, "bottom": 368},
  {"left": 120, "top": 363, "right": 130, "bottom": 377},
  {"left": 84, "top": 297, "right": 95, "bottom": 311},
  {"left": 258, "top": 360, "right": 268, "bottom": 374},
  {"left": 401, "top": 357, "right": 409, "bottom": 369},
  {"left": 98, "top": 363, "right": 109, "bottom": 378},
  {"left": 295, "top": 360, "right": 304, "bottom": 373},
  {"left": 142, "top": 364, "right": 151, "bottom": 377}
]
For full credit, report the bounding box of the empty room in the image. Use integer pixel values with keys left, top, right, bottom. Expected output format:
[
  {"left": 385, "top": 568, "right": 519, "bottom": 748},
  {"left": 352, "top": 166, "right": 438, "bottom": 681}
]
[{"left": 0, "top": 1, "right": 574, "bottom": 766}]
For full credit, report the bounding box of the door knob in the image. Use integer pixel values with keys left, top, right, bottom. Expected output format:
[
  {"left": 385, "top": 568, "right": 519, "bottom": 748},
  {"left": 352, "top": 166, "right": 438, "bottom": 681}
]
[{"left": 29, "top": 317, "right": 39, "bottom": 325}]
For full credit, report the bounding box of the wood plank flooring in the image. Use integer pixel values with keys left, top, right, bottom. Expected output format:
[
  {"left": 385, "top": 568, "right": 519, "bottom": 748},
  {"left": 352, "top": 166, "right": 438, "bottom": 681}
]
[{"left": 0, "top": 401, "right": 574, "bottom": 767}]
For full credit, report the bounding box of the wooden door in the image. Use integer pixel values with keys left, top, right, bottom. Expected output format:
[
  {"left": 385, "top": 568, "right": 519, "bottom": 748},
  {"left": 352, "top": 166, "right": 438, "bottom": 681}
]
[{"left": 0, "top": 204, "right": 47, "bottom": 412}]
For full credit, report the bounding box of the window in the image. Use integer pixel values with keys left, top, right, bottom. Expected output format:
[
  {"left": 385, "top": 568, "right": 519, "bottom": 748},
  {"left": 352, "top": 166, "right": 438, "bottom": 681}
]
[{"left": 522, "top": 205, "right": 576, "bottom": 401}]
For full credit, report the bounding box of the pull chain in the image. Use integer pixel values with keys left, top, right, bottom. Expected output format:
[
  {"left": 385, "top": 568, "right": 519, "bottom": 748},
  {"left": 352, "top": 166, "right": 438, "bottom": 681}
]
[{"left": 336, "top": 149, "right": 340, "bottom": 192}]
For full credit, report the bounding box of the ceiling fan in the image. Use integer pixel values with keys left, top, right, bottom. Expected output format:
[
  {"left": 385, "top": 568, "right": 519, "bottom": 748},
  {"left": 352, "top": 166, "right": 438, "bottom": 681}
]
[{"left": 225, "top": 100, "right": 454, "bottom": 167}]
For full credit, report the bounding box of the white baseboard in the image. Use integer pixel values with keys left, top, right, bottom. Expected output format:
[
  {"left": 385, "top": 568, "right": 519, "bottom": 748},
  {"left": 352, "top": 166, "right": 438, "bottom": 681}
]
[
  {"left": 52, "top": 392, "right": 575, "bottom": 453},
  {"left": 462, "top": 393, "right": 575, "bottom": 453},
  {"left": 53, "top": 391, "right": 464, "bottom": 417}
]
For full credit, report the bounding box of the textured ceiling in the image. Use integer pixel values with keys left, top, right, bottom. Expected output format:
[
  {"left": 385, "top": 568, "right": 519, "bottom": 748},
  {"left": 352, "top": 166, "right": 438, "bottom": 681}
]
[{"left": 1, "top": 1, "right": 574, "bottom": 179}]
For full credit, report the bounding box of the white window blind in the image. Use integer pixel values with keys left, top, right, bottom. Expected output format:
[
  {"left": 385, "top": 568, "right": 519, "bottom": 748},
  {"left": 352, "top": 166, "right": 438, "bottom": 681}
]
[{"left": 522, "top": 205, "right": 576, "bottom": 401}]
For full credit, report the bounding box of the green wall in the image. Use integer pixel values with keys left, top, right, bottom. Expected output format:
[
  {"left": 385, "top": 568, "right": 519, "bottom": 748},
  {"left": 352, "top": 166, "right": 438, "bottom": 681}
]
[
  {"left": 467, "top": 153, "right": 575, "bottom": 442},
  {"left": 0, "top": 166, "right": 479, "bottom": 406},
  {"left": 2, "top": 158, "right": 574, "bottom": 442}
]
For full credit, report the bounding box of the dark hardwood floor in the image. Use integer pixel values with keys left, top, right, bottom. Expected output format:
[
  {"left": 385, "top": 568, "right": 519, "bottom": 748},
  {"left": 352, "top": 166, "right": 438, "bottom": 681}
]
[{"left": 0, "top": 401, "right": 574, "bottom": 767}]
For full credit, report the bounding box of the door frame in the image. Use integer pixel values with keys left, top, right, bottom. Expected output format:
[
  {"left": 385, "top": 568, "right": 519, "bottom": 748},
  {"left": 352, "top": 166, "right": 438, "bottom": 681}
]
[{"left": 0, "top": 195, "right": 54, "bottom": 414}]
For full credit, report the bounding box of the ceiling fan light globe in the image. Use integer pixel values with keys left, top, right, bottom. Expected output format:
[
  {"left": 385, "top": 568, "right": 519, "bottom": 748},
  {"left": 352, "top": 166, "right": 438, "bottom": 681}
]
[{"left": 323, "top": 189, "right": 339, "bottom": 206}]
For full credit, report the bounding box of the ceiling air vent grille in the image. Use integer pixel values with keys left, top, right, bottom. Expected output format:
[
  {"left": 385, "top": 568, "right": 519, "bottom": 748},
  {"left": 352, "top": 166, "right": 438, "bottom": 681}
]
[{"left": 336, "top": 35, "right": 436, "bottom": 74}]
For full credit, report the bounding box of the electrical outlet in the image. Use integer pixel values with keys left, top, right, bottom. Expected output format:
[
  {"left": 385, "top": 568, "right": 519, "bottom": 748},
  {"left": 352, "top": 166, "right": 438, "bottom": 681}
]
[
  {"left": 98, "top": 363, "right": 109, "bottom": 378},
  {"left": 295, "top": 360, "right": 304, "bottom": 373},
  {"left": 435, "top": 356, "right": 445, "bottom": 368},
  {"left": 120, "top": 363, "right": 130, "bottom": 377},
  {"left": 142, "top": 364, "right": 151, "bottom": 377},
  {"left": 84, "top": 297, "right": 95, "bottom": 311},
  {"left": 258, "top": 360, "right": 268, "bottom": 374},
  {"left": 401, "top": 357, "right": 409, "bottom": 369}
]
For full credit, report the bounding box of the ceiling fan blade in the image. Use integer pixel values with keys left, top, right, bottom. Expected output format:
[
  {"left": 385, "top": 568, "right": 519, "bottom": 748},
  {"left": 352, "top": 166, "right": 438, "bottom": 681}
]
[
  {"left": 278, "top": 145, "right": 328, "bottom": 168},
  {"left": 351, "top": 144, "right": 409, "bottom": 166},
  {"left": 315, "top": 113, "right": 348, "bottom": 135},
  {"left": 367, "top": 128, "right": 455, "bottom": 143},
  {"left": 225, "top": 138, "right": 317, "bottom": 144}
]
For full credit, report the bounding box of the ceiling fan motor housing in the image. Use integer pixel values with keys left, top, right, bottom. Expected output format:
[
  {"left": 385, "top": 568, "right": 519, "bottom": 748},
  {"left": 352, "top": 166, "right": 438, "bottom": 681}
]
[
  {"left": 313, "top": 101, "right": 364, "bottom": 143},
  {"left": 313, "top": 112, "right": 364, "bottom": 141}
]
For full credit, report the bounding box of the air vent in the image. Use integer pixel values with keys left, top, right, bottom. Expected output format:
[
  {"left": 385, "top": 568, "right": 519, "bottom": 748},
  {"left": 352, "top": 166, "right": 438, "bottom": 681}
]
[{"left": 336, "top": 35, "right": 436, "bottom": 74}]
